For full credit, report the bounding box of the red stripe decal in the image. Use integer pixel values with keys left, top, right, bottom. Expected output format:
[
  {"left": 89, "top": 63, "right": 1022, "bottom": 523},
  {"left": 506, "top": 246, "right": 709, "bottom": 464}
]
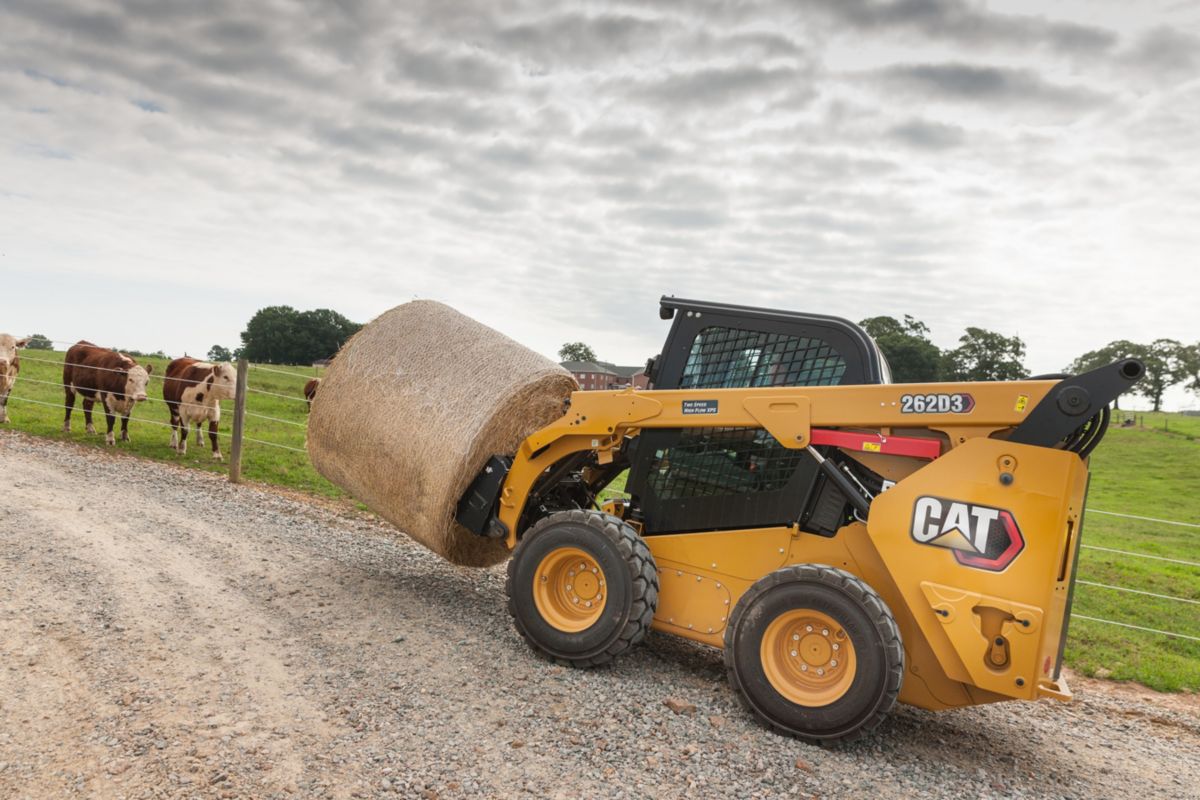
[{"left": 809, "top": 429, "right": 942, "bottom": 460}]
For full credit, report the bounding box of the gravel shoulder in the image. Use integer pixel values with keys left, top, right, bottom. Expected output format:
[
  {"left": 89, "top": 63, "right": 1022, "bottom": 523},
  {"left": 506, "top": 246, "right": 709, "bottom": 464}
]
[{"left": 1, "top": 430, "right": 1198, "bottom": 800}]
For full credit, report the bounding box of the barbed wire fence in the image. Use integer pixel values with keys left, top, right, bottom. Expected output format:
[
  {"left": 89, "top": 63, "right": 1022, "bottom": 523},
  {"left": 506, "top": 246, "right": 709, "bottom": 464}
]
[
  {"left": 9, "top": 340, "right": 316, "bottom": 486},
  {"left": 4, "top": 340, "right": 1198, "bottom": 649}
]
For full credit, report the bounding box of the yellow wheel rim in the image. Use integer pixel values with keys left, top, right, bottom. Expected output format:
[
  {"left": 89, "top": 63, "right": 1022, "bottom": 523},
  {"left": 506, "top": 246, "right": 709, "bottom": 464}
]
[
  {"left": 533, "top": 547, "right": 608, "bottom": 633},
  {"left": 760, "top": 609, "right": 857, "bottom": 707}
]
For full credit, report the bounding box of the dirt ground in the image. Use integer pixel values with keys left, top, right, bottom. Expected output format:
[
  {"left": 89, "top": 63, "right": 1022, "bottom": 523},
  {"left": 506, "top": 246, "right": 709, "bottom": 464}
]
[{"left": 1, "top": 430, "right": 1198, "bottom": 800}]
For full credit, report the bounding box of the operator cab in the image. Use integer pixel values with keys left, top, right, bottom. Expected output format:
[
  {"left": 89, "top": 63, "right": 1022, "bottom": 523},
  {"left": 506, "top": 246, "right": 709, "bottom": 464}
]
[
  {"left": 625, "top": 297, "right": 889, "bottom": 537},
  {"left": 457, "top": 296, "right": 892, "bottom": 543}
]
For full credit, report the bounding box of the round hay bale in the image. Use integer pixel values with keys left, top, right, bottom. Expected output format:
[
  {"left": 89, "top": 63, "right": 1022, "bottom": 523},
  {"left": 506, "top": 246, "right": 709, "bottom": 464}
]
[{"left": 307, "top": 300, "right": 577, "bottom": 567}]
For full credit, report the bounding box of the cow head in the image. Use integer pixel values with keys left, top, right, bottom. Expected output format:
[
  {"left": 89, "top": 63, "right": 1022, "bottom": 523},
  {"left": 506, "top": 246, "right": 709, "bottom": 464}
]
[
  {"left": 125, "top": 363, "right": 152, "bottom": 402},
  {"left": 208, "top": 362, "right": 237, "bottom": 401},
  {"left": 0, "top": 334, "right": 31, "bottom": 377}
]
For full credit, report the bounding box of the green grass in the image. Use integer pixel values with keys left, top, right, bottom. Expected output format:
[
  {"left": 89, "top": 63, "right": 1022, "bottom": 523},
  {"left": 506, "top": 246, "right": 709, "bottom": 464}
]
[
  {"left": 4, "top": 354, "right": 1198, "bottom": 691},
  {"left": 1064, "top": 418, "right": 1200, "bottom": 692},
  {"left": 6, "top": 349, "right": 340, "bottom": 497}
]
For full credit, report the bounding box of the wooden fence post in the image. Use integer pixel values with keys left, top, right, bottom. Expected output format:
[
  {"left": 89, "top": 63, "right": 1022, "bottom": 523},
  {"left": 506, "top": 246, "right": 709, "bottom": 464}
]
[{"left": 229, "top": 358, "right": 248, "bottom": 483}]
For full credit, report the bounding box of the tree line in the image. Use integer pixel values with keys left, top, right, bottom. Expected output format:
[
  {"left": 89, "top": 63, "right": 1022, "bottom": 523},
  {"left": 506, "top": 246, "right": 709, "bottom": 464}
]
[
  {"left": 862, "top": 315, "right": 1198, "bottom": 412},
  {"left": 26, "top": 306, "right": 362, "bottom": 368},
  {"left": 559, "top": 317, "right": 1199, "bottom": 412}
]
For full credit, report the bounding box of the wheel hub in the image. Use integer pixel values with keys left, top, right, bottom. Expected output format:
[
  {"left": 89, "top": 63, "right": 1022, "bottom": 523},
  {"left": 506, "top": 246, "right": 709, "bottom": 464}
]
[
  {"left": 532, "top": 547, "right": 607, "bottom": 633},
  {"left": 761, "top": 609, "right": 857, "bottom": 707}
]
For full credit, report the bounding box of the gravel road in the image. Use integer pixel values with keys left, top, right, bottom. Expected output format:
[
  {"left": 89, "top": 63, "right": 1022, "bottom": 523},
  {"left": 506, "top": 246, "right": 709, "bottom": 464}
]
[{"left": 1, "top": 430, "right": 1198, "bottom": 800}]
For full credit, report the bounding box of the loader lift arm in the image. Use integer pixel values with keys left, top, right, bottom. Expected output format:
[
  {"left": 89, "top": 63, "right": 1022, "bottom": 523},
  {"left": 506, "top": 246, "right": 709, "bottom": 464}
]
[{"left": 471, "top": 358, "right": 1141, "bottom": 549}]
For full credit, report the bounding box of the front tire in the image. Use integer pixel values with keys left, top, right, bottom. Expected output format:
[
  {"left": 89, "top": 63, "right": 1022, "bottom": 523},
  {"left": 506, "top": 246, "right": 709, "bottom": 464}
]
[
  {"left": 506, "top": 510, "right": 657, "bottom": 668},
  {"left": 725, "top": 564, "right": 903, "bottom": 745}
]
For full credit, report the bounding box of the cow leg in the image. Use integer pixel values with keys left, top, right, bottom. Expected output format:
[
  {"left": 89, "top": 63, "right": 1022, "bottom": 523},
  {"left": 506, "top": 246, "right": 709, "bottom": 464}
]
[
  {"left": 168, "top": 403, "right": 180, "bottom": 451},
  {"left": 120, "top": 411, "right": 131, "bottom": 442},
  {"left": 64, "top": 387, "right": 77, "bottom": 433},
  {"left": 195, "top": 421, "right": 204, "bottom": 446},
  {"left": 178, "top": 413, "right": 189, "bottom": 456},
  {"left": 209, "top": 420, "right": 222, "bottom": 461},
  {"left": 103, "top": 399, "right": 117, "bottom": 445},
  {"left": 0, "top": 386, "right": 10, "bottom": 424},
  {"left": 83, "top": 396, "right": 97, "bottom": 435}
]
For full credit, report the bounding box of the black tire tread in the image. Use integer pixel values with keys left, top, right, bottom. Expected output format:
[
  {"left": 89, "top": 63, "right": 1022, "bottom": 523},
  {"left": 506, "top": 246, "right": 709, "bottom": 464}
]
[
  {"left": 724, "top": 563, "right": 903, "bottom": 746},
  {"left": 506, "top": 510, "right": 658, "bottom": 668}
]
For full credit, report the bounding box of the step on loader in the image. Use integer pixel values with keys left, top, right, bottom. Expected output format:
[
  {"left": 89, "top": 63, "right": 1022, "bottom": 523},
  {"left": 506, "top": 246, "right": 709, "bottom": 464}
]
[{"left": 456, "top": 297, "right": 1144, "bottom": 744}]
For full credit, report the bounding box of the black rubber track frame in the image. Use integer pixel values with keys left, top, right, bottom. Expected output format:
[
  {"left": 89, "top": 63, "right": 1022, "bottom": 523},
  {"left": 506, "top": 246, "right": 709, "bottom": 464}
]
[
  {"left": 724, "top": 564, "right": 903, "bottom": 746},
  {"left": 506, "top": 510, "right": 658, "bottom": 668}
]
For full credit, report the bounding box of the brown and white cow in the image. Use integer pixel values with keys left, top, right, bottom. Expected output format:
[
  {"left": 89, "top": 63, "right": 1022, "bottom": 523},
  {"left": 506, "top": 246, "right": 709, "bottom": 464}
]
[
  {"left": 303, "top": 377, "right": 320, "bottom": 410},
  {"left": 63, "top": 341, "right": 153, "bottom": 445},
  {"left": 0, "top": 333, "right": 32, "bottom": 424},
  {"left": 162, "top": 357, "right": 237, "bottom": 460}
]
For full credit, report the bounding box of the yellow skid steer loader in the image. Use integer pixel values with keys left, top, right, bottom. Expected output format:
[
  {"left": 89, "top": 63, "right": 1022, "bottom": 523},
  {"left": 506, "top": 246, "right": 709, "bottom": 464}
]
[{"left": 456, "top": 297, "right": 1143, "bottom": 744}]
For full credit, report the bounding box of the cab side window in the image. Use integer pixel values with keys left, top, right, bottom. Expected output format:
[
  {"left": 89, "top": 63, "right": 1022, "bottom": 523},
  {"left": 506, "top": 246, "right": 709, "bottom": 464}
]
[{"left": 679, "top": 327, "right": 847, "bottom": 389}]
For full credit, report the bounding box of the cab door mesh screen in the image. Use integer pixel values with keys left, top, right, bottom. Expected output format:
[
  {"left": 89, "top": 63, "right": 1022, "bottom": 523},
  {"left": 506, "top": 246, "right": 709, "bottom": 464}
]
[
  {"left": 646, "top": 428, "right": 808, "bottom": 500},
  {"left": 680, "top": 326, "right": 847, "bottom": 389}
]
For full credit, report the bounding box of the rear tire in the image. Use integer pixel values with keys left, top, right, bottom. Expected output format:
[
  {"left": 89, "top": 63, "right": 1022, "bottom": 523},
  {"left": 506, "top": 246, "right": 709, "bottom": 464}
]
[
  {"left": 506, "top": 510, "right": 657, "bottom": 668},
  {"left": 725, "top": 564, "right": 903, "bottom": 745}
]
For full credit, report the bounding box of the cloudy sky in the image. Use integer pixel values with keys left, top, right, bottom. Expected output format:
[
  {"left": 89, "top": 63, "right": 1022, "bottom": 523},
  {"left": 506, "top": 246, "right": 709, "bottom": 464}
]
[{"left": 2, "top": 0, "right": 1199, "bottom": 405}]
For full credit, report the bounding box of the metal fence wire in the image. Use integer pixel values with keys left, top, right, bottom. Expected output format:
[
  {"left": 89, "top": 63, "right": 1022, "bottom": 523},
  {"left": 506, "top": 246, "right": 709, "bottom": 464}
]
[{"left": 7, "top": 351, "right": 314, "bottom": 461}]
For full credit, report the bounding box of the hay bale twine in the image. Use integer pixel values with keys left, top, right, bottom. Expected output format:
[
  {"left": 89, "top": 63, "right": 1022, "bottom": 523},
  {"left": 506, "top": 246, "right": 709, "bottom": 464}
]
[{"left": 307, "top": 300, "right": 577, "bottom": 567}]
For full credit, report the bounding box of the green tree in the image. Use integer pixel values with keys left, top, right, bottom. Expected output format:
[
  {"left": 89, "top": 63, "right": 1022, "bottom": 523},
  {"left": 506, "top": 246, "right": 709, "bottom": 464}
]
[
  {"left": 239, "top": 306, "right": 361, "bottom": 364},
  {"left": 1131, "top": 339, "right": 1185, "bottom": 412},
  {"left": 24, "top": 334, "right": 53, "bottom": 350},
  {"left": 943, "top": 327, "right": 1027, "bottom": 382},
  {"left": 240, "top": 306, "right": 303, "bottom": 364},
  {"left": 296, "top": 308, "right": 361, "bottom": 362},
  {"left": 859, "top": 315, "right": 942, "bottom": 383},
  {"left": 207, "top": 345, "right": 234, "bottom": 362},
  {"left": 559, "top": 342, "right": 598, "bottom": 362},
  {"left": 1066, "top": 340, "right": 1142, "bottom": 409},
  {"left": 1180, "top": 342, "right": 1200, "bottom": 398}
]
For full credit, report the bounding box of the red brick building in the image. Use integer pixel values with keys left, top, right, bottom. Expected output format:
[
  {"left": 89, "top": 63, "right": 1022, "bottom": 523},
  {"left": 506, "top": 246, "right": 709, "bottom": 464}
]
[{"left": 561, "top": 360, "right": 649, "bottom": 390}]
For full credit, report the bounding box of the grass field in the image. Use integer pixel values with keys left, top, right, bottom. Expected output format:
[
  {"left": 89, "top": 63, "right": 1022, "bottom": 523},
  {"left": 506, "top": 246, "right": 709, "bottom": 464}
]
[
  {"left": 4, "top": 352, "right": 1198, "bottom": 691},
  {"left": 6, "top": 349, "right": 339, "bottom": 496},
  {"left": 1064, "top": 412, "right": 1200, "bottom": 691}
]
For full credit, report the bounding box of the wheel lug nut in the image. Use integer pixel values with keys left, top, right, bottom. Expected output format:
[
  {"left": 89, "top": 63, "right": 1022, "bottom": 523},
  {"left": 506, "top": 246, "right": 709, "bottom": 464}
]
[
  {"left": 801, "top": 664, "right": 808, "bottom": 672},
  {"left": 822, "top": 629, "right": 829, "bottom": 636},
  {"left": 831, "top": 659, "right": 838, "bottom": 667},
  {"left": 806, "top": 625, "right": 813, "bottom": 632},
  {"left": 585, "top": 601, "right": 592, "bottom": 608},
  {"left": 792, "top": 634, "right": 799, "bottom": 641},
  {"left": 817, "top": 668, "right": 824, "bottom": 676},
  {"left": 790, "top": 650, "right": 798, "bottom": 657},
  {"left": 572, "top": 598, "right": 579, "bottom": 604},
  {"left": 832, "top": 643, "right": 839, "bottom": 651}
]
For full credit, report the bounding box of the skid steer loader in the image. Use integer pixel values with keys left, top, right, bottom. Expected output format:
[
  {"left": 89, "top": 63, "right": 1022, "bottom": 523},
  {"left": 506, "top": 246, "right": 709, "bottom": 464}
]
[{"left": 456, "top": 297, "right": 1143, "bottom": 744}]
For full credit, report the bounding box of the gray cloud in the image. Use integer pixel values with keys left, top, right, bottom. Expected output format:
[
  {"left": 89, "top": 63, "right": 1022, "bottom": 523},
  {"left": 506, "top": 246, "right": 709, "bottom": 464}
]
[
  {"left": 1122, "top": 26, "right": 1200, "bottom": 78},
  {"left": 801, "top": 0, "right": 1117, "bottom": 56},
  {"left": 872, "top": 63, "right": 1111, "bottom": 110},
  {"left": 494, "top": 12, "right": 673, "bottom": 68},
  {"left": 887, "top": 118, "right": 967, "bottom": 150},
  {"left": 625, "top": 64, "right": 807, "bottom": 109},
  {"left": 395, "top": 49, "right": 511, "bottom": 92}
]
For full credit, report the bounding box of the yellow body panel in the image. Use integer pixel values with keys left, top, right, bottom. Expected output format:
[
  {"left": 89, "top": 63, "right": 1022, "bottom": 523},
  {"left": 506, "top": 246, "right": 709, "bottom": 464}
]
[{"left": 499, "top": 379, "right": 1089, "bottom": 712}]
